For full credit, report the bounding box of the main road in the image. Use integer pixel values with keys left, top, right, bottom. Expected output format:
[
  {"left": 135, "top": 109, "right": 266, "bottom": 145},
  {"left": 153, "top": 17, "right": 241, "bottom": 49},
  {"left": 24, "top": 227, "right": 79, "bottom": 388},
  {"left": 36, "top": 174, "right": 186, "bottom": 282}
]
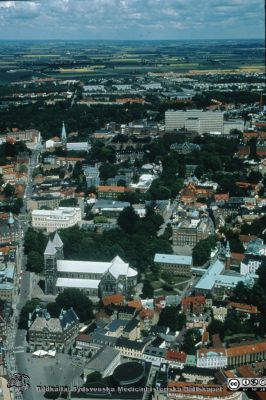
[{"left": 5, "top": 145, "right": 42, "bottom": 400}]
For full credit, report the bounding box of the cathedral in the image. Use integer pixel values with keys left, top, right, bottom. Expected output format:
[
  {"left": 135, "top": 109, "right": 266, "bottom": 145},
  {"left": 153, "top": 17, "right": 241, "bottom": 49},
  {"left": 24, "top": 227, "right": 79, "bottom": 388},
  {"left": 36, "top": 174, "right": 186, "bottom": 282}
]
[{"left": 44, "top": 233, "right": 138, "bottom": 299}]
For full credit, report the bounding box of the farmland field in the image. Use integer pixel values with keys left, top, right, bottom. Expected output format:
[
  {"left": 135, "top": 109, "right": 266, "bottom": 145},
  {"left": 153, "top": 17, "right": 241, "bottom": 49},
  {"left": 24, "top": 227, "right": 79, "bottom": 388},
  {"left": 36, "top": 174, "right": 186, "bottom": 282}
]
[{"left": 0, "top": 39, "right": 263, "bottom": 82}]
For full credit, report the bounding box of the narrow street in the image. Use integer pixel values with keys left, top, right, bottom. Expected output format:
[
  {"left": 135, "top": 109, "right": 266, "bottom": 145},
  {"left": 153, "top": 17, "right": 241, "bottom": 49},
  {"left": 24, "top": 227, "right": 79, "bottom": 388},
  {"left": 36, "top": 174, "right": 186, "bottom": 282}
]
[{"left": 5, "top": 146, "right": 42, "bottom": 400}]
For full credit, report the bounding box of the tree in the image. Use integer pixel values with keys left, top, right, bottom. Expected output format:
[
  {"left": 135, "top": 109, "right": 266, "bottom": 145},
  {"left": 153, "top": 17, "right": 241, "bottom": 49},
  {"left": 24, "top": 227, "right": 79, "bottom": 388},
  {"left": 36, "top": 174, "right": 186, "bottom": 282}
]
[
  {"left": 3, "top": 183, "right": 15, "bottom": 197},
  {"left": 26, "top": 251, "right": 44, "bottom": 273},
  {"left": 18, "top": 298, "right": 40, "bottom": 330},
  {"left": 158, "top": 307, "right": 186, "bottom": 331},
  {"left": 86, "top": 372, "right": 102, "bottom": 385},
  {"left": 24, "top": 228, "right": 47, "bottom": 255},
  {"left": 247, "top": 171, "right": 262, "bottom": 184},
  {"left": 56, "top": 288, "right": 93, "bottom": 322},
  {"left": 72, "top": 161, "right": 83, "bottom": 180},
  {"left": 118, "top": 206, "right": 139, "bottom": 234},
  {"left": 182, "top": 328, "right": 201, "bottom": 354},
  {"left": 192, "top": 239, "right": 211, "bottom": 266},
  {"left": 46, "top": 302, "right": 61, "bottom": 318},
  {"left": 59, "top": 198, "right": 78, "bottom": 207},
  {"left": 99, "top": 162, "right": 118, "bottom": 181},
  {"left": 207, "top": 320, "right": 224, "bottom": 340},
  {"left": 257, "top": 259, "right": 266, "bottom": 292},
  {"left": 141, "top": 280, "right": 154, "bottom": 299}
]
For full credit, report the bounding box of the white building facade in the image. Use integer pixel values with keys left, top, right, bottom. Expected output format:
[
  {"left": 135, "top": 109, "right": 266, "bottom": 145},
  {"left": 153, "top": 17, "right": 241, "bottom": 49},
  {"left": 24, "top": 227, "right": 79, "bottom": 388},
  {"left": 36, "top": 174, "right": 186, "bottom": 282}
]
[
  {"left": 165, "top": 109, "right": 224, "bottom": 135},
  {"left": 32, "top": 207, "right": 82, "bottom": 232},
  {"left": 196, "top": 349, "right": 227, "bottom": 369}
]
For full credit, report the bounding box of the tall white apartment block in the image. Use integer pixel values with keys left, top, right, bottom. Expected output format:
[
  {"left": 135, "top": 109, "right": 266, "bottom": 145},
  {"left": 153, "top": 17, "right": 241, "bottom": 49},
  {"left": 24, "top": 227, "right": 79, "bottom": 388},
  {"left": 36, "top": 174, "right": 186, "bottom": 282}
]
[
  {"left": 165, "top": 109, "right": 224, "bottom": 134},
  {"left": 32, "top": 207, "right": 82, "bottom": 232}
]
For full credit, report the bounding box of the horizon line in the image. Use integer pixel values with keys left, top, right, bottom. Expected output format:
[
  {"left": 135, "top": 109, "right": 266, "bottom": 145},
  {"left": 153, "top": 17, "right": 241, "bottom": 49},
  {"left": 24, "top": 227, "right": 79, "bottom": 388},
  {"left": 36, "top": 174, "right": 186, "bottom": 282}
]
[{"left": 0, "top": 38, "right": 264, "bottom": 41}]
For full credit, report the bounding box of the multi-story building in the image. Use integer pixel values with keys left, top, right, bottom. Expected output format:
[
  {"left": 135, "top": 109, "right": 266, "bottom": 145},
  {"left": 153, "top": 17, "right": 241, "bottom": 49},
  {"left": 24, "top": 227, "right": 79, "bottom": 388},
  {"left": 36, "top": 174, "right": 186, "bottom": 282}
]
[
  {"left": 172, "top": 218, "right": 210, "bottom": 247},
  {"left": 122, "top": 319, "right": 141, "bottom": 341},
  {"left": 92, "top": 200, "right": 130, "bottom": 218},
  {"left": 28, "top": 307, "right": 79, "bottom": 350},
  {"left": 226, "top": 342, "right": 266, "bottom": 368},
  {"left": 197, "top": 348, "right": 227, "bottom": 369},
  {"left": 115, "top": 337, "right": 148, "bottom": 359},
  {"left": 44, "top": 232, "right": 138, "bottom": 297},
  {"left": 165, "top": 109, "right": 224, "bottom": 134},
  {"left": 97, "top": 185, "right": 127, "bottom": 200},
  {"left": 212, "top": 306, "right": 228, "bottom": 322},
  {"left": 83, "top": 166, "right": 100, "bottom": 188},
  {"left": 31, "top": 207, "right": 82, "bottom": 232},
  {"left": 154, "top": 254, "right": 192, "bottom": 277},
  {"left": 181, "top": 296, "right": 206, "bottom": 315},
  {"left": 27, "top": 196, "right": 61, "bottom": 211},
  {"left": 0, "top": 213, "right": 21, "bottom": 244}
]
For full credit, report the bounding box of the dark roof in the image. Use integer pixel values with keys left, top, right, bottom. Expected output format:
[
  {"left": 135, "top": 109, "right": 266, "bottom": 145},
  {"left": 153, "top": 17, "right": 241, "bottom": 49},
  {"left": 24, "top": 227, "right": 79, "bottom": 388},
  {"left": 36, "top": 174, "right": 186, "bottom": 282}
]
[
  {"left": 59, "top": 308, "right": 79, "bottom": 330},
  {"left": 123, "top": 319, "right": 139, "bottom": 333},
  {"left": 144, "top": 345, "right": 166, "bottom": 358},
  {"left": 150, "top": 325, "right": 168, "bottom": 336},
  {"left": 115, "top": 305, "right": 136, "bottom": 315},
  {"left": 91, "top": 332, "right": 117, "bottom": 347},
  {"left": 115, "top": 337, "right": 147, "bottom": 351}
]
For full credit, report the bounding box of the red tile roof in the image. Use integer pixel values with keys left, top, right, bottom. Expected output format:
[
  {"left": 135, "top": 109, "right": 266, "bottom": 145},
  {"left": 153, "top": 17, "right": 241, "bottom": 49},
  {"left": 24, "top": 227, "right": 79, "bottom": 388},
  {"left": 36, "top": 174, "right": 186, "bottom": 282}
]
[
  {"left": 239, "top": 234, "right": 258, "bottom": 243},
  {"left": 139, "top": 309, "right": 154, "bottom": 319},
  {"left": 76, "top": 334, "right": 91, "bottom": 343},
  {"left": 166, "top": 350, "right": 186, "bottom": 363},
  {"left": 97, "top": 185, "right": 126, "bottom": 193},
  {"left": 214, "top": 193, "right": 229, "bottom": 202},
  {"left": 127, "top": 300, "right": 142, "bottom": 310},
  {"left": 102, "top": 293, "right": 124, "bottom": 307},
  {"left": 228, "top": 302, "right": 258, "bottom": 314},
  {"left": 181, "top": 295, "right": 205, "bottom": 305},
  {"left": 227, "top": 341, "right": 266, "bottom": 357}
]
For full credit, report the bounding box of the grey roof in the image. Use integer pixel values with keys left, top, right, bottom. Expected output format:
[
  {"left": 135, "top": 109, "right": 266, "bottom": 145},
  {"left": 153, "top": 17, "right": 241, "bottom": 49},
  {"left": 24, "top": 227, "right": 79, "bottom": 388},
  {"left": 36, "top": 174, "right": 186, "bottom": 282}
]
[
  {"left": 59, "top": 308, "right": 79, "bottom": 330},
  {"left": 93, "top": 200, "right": 130, "bottom": 210},
  {"left": 85, "top": 345, "right": 120, "bottom": 373},
  {"left": 107, "top": 319, "right": 127, "bottom": 333},
  {"left": 115, "top": 337, "right": 147, "bottom": 351},
  {"left": 91, "top": 332, "right": 117, "bottom": 347},
  {"left": 195, "top": 259, "right": 255, "bottom": 291},
  {"left": 123, "top": 319, "right": 139, "bottom": 333},
  {"left": 44, "top": 239, "right": 57, "bottom": 256},
  {"left": 53, "top": 232, "right": 63, "bottom": 248},
  {"left": 154, "top": 253, "right": 192, "bottom": 266},
  {"left": 144, "top": 345, "right": 166, "bottom": 358}
]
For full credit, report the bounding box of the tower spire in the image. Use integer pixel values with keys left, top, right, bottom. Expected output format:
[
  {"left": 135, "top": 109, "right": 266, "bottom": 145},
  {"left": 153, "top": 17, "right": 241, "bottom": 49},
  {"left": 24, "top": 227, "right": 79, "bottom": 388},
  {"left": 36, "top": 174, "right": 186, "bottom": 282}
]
[
  {"left": 225, "top": 241, "right": 231, "bottom": 271},
  {"left": 61, "top": 121, "right": 67, "bottom": 143}
]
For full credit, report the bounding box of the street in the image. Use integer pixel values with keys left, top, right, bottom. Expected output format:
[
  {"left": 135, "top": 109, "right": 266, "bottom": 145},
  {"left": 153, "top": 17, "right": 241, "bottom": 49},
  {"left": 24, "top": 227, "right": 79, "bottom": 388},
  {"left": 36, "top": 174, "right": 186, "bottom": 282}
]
[{"left": 4, "top": 146, "right": 41, "bottom": 400}]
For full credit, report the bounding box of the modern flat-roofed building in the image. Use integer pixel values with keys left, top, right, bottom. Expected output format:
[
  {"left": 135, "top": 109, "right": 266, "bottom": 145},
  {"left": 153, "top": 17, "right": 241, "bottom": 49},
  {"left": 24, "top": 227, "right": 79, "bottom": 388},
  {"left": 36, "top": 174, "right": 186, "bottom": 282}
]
[
  {"left": 32, "top": 207, "right": 82, "bottom": 232},
  {"left": 154, "top": 253, "right": 192, "bottom": 277},
  {"left": 165, "top": 109, "right": 224, "bottom": 135},
  {"left": 172, "top": 218, "right": 209, "bottom": 247}
]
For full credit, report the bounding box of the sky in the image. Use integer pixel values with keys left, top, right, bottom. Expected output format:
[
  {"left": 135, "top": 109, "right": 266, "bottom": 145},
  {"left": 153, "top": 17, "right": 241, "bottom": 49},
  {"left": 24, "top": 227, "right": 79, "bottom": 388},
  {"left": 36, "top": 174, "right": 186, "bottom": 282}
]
[{"left": 0, "top": 0, "right": 264, "bottom": 40}]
